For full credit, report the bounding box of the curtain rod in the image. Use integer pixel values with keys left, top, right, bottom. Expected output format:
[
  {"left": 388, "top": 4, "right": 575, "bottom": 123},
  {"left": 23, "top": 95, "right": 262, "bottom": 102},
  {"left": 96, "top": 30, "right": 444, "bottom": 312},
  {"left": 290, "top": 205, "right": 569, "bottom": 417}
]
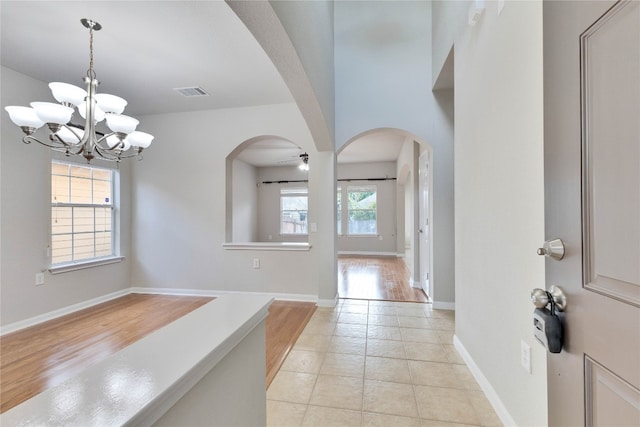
[{"left": 261, "top": 177, "right": 396, "bottom": 184}]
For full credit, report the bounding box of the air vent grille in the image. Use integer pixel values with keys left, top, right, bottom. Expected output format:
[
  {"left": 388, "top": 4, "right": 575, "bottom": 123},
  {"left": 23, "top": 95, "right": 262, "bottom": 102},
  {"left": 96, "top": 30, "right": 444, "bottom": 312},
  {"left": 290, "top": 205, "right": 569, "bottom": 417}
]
[{"left": 173, "top": 87, "right": 209, "bottom": 97}]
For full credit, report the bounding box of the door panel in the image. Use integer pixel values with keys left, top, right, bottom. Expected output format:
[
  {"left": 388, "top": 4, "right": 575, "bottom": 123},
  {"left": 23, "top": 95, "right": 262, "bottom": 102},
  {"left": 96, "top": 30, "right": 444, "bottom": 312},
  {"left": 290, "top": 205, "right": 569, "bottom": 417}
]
[
  {"left": 581, "top": 0, "right": 640, "bottom": 306},
  {"left": 543, "top": 1, "right": 640, "bottom": 425},
  {"left": 585, "top": 357, "right": 640, "bottom": 426}
]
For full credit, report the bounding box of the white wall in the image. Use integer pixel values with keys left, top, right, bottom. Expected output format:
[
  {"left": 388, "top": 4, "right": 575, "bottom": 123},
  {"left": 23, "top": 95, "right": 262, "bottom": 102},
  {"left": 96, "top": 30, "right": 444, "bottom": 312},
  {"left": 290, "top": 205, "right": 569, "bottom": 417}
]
[
  {"left": 231, "top": 159, "right": 258, "bottom": 242},
  {"left": 269, "top": 0, "right": 335, "bottom": 141},
  {"left": 452, "top": 1, "right": 547, "bottom": 425},
  {"left": 334, "top": 0, "right": 455, "bottom": 306},
  {"left": 432, "top": 0, "right": 469, "bottom": 85},
  {"left": 0, "top": 67, "right": 133, "bottom": 326},
  {"left": 131, "top": 103, "right": 324, "bottom": 300},
  {"left": 336, "top": 162, "right": 397, "bottom": 254}
]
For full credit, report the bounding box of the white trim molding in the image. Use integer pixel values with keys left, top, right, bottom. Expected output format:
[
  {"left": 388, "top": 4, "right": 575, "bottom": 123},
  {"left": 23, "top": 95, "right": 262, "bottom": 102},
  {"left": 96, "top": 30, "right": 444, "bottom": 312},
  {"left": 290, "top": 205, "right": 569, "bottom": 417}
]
[
  {"left": 49, "top": 256, "right": 124, "bottom": 274},
  {"left": 453, "top": 335, "right": 517, "bottom": 426},
  {"left": 317, "top": 294, "right": 339, "bottom": 308},
  {"left": 0, "top": 288, "right": 131, "bottom": 336},
  {"left": 222, "top": 242, "right": 311, "bottom": 251},
  {"left": 433, "top": 301, "right": 455, "bottom": 310},
  {"left": 338, "top": 251, "right": 399, "bottom": 257}
]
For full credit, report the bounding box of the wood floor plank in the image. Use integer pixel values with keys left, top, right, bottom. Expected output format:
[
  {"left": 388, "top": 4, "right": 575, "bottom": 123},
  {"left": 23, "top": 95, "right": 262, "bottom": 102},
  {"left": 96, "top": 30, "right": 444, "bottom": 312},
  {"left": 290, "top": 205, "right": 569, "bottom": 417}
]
[
  {"left": 265, "top": 301, "right": 316, "bottom": 388},
  {"left": 0, "top": 294, "right": 213, "bottom": 413},
  {"left": 338, "top": 255, "right": 429, "bottom": 302},
  {"left": 0, "top": 294, "right": 316, "bottom": 413}
]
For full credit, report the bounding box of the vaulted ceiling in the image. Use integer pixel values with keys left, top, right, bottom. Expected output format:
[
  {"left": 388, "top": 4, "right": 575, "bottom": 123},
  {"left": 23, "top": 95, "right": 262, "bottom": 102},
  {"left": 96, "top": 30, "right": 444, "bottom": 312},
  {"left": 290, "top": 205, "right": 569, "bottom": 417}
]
[{"left": 1, "top": 1, "right": 404, "bottom": 165}]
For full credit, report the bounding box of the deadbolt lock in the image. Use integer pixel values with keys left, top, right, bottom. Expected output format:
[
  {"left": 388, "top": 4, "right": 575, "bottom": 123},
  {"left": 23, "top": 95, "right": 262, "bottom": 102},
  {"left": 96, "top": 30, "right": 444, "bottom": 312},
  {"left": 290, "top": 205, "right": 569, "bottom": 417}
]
[{"left": 537, "top": 238, "right": 565, "bottom": 260}]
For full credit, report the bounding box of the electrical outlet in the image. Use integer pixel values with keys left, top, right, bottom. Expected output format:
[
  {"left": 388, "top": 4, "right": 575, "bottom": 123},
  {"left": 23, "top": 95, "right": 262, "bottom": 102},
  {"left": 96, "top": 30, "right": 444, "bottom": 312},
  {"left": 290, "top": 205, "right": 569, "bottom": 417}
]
[
  {"left": 35, "top": 272, "right": 45, "bottom": 286},
  {"left": 521, "top": 340, "right": 531, "bottom": 374},
  {"left": 252, "top": 258, "right": 260, "bottom": 269}
]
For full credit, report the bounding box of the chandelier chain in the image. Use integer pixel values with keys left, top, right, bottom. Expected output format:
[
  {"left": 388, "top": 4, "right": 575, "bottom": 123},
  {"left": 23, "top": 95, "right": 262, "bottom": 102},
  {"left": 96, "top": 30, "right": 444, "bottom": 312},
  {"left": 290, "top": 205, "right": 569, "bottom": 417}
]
[{"left": 88, "top": 25, "right": 95, "bottom": 79}]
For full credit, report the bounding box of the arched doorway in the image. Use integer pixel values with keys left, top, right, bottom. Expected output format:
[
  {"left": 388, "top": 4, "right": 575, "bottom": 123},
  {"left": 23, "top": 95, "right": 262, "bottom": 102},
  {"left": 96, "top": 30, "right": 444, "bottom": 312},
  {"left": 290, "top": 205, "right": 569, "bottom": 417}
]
[
  {"left": 225, "top": 135, "right": 309, "bottom": 243},
  {"left": 336, "top": 128, "right": 433, "bottom": 302}
]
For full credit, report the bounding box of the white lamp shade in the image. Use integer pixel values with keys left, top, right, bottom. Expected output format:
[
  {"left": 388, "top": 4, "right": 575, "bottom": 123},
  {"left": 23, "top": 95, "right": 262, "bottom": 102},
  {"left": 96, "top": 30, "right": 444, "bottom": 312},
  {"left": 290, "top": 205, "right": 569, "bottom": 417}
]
[
  {"left": 56, "top": 127, "right": 84, "bottom": 144},
  {"left": 121, "top": 139, "right": 131, "bottom": 151},
  {"left": 105, "top": 114, "right": 138, "bottom": 134},
  {"left": 127, "top": 131, "right": 154, "bottom": 148},
  {"left": 30, "top": 102, "right": 74, "bottom": 125},
  {"left": 106, "top": 134, "right": 123, "bottom": 149},
  {"left": 95, "top": 93, "right": 127, "bottom": 114},
  {"left": 78, "top": 101, "right": 106, "bottom": 122},
  {"left": 49, "top": 82, "right": 87, "bottom": 106},
  {"left": 4, "top": 106, "right": 45, "bottom": 128}
]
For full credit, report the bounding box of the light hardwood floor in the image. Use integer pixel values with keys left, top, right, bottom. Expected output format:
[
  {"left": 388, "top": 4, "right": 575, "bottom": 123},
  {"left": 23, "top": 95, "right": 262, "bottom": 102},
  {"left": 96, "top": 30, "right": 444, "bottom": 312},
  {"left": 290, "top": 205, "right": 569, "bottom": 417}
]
[
  {"left": 338, "top": 256, "right": 428, "bottom": 303},
  {"left": 0, "top": 294, "right": 315, "bottom": 413}
]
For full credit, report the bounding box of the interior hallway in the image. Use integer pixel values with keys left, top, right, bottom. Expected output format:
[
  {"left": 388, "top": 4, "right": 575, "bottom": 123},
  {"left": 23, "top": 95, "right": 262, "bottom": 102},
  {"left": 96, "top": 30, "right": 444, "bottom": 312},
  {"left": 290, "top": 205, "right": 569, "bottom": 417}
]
[
  {"left": 338, "top": 256, "right": 429, "bottom": 303},
  {"left": 267, "top": 299, "right": 501, "bottom": 426}
]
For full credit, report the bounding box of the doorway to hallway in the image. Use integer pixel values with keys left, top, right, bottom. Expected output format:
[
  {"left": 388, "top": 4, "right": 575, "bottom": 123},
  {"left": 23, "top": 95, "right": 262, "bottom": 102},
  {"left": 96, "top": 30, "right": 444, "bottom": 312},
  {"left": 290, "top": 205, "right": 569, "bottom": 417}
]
[{"left": 338, "top": 256, "right": 428, "bottom": 303}]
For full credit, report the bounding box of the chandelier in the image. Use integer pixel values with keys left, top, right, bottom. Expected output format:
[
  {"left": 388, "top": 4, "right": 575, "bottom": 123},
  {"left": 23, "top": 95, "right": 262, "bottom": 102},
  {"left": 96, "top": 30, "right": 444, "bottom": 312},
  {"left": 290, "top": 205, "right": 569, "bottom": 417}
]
[{"left": 4, "top": 19, "right": 153, "bottom": 163}]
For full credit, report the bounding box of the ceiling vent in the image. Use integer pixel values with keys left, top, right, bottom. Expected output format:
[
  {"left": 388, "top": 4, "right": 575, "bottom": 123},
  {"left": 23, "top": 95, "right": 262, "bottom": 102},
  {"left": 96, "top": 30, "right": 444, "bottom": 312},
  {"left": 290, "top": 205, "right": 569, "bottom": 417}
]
[{"left": 173, "top": 86, "right": 209, "bottom": 97}]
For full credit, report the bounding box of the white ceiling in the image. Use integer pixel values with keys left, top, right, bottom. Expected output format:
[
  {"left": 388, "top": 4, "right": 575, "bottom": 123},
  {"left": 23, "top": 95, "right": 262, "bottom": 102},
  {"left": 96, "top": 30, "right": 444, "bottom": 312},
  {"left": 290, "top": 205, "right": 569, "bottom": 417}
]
[
  {"left": 1, "top": 1, "right": 405, "bottom": 167},
  {"left": 0, "top": 1, "right": 293, "bottom": 116}
]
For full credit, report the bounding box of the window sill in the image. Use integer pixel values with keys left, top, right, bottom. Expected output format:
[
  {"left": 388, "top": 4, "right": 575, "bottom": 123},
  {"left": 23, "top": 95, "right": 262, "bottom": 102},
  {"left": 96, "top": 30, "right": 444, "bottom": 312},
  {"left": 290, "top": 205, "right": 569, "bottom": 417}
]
[
  {"left": 49, "top": 256, "right": 124, "bottom": 274},
  {"left": 223, "top": 242, "right": 311, "bottom": 251},
  {"left": 340, "top": 234, "right": 380, "bottom": 238}
]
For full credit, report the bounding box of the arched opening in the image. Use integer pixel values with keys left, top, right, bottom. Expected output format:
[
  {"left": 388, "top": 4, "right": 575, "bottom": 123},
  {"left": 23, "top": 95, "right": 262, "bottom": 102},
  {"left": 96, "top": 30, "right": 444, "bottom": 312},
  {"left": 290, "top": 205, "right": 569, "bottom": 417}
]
[
  {"left": 336, "top": 128, "right": 433, "bottom": 302},
  {"left": 225, "top": 136, "right": 310, "bottom": 243}
]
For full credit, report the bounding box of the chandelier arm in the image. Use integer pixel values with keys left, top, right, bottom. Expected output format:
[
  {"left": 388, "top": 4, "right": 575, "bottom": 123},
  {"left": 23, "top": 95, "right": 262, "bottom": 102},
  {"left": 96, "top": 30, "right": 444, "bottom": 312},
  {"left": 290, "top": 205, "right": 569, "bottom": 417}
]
[
  {"left": 50, "top": 132, "right": 86, "bottom": 157},
  {"left": 60, "top": 124, "right": 84, "bottom": 143},
  {"left": 95, "top": 132, "right": 121, "bottom": 150},
  {"left": 93, "top": 144, "right": 123, "bottom": 162},
  {"left": 23, "top": 134, "right": 68, "bottom": 150},
  {"left": 113, "top": 148, "right": 143, "bottom": 160},
  {"left": 22, "top": 135, "right": 82, "bottom": 157}
]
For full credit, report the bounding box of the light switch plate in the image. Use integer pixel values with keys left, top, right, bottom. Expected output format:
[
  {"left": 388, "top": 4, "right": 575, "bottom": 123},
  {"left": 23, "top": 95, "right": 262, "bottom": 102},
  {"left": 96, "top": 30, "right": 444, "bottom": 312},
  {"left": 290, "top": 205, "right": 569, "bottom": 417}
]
[{"left": 521, "top": 340, "right": 531, "bottom": 374}]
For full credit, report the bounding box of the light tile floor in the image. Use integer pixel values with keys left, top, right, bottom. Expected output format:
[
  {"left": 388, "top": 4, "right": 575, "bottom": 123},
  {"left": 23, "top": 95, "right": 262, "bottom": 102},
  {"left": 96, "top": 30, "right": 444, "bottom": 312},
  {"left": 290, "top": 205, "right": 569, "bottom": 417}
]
[{"left": 267, "top": 299, "right": 502, "bottom": 427}]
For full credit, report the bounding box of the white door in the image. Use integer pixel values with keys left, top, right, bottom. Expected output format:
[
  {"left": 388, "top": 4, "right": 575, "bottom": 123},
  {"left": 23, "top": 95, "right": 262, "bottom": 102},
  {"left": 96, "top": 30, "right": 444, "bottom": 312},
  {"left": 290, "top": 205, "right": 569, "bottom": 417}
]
[
  {"left": 419, "top": 150, "right": 432, "bottom": 296},
  {"left": 543, "top": 1, "right": 640, "bottom": 425}
]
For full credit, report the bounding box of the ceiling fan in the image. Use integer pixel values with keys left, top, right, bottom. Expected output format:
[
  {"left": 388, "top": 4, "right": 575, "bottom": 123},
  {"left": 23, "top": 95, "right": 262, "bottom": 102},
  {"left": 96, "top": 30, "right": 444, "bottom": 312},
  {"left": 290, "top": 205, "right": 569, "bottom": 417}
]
[{"left": 275, "top": 152, "right": 309, "bottom": 170}]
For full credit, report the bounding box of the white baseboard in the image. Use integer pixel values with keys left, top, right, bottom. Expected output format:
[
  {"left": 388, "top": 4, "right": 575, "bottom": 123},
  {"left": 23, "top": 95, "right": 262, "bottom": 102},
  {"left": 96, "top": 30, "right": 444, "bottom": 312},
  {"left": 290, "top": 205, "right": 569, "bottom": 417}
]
[
  {"left": 432, "top": 301, "right": 455, "bottom": 310},
  {"left": 338, "top": 251, "right": 398, "bottom": 257},
  {"left": 0, "top": 288, "right": 131, "bottom": 336},
  {"left": 129, "top": 287, "right": 318, "bottom": 304},
  {"left": 453, "top": 335, "right": 517, "bottom": 427},
  {"left": 317, "top": 294, "right": 338, "bottom": 308}
]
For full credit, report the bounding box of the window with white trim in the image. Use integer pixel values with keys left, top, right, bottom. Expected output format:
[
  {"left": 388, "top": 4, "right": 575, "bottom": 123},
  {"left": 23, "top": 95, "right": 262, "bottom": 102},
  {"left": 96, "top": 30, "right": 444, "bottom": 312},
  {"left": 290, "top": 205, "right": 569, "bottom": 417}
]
[
  {"left": 280, "top": 187, "right": 308, "bottom": 235},
  {"left": 51, "top": 161, "right": 116, "bottom": 265},
  {"left": 347, "top": 185, "right": 377, "bottom": 235}
]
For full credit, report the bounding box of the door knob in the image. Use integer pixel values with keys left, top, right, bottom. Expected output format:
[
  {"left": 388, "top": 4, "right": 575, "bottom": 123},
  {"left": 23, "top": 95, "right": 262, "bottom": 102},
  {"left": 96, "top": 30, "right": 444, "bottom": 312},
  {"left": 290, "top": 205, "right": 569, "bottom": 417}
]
[
  {"left": 531, "top": 285, "right": 567, "bottom": 312},
  {"left": 537, "top": 238, "right": 565, "bottom": 260}
]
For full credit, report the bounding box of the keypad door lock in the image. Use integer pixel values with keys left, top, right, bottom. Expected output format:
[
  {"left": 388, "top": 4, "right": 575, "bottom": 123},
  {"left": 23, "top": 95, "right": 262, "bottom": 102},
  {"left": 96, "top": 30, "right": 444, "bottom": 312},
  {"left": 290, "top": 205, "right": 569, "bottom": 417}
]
[{"left": 531, "top": 286, "right": 566, "bottom": 353}]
